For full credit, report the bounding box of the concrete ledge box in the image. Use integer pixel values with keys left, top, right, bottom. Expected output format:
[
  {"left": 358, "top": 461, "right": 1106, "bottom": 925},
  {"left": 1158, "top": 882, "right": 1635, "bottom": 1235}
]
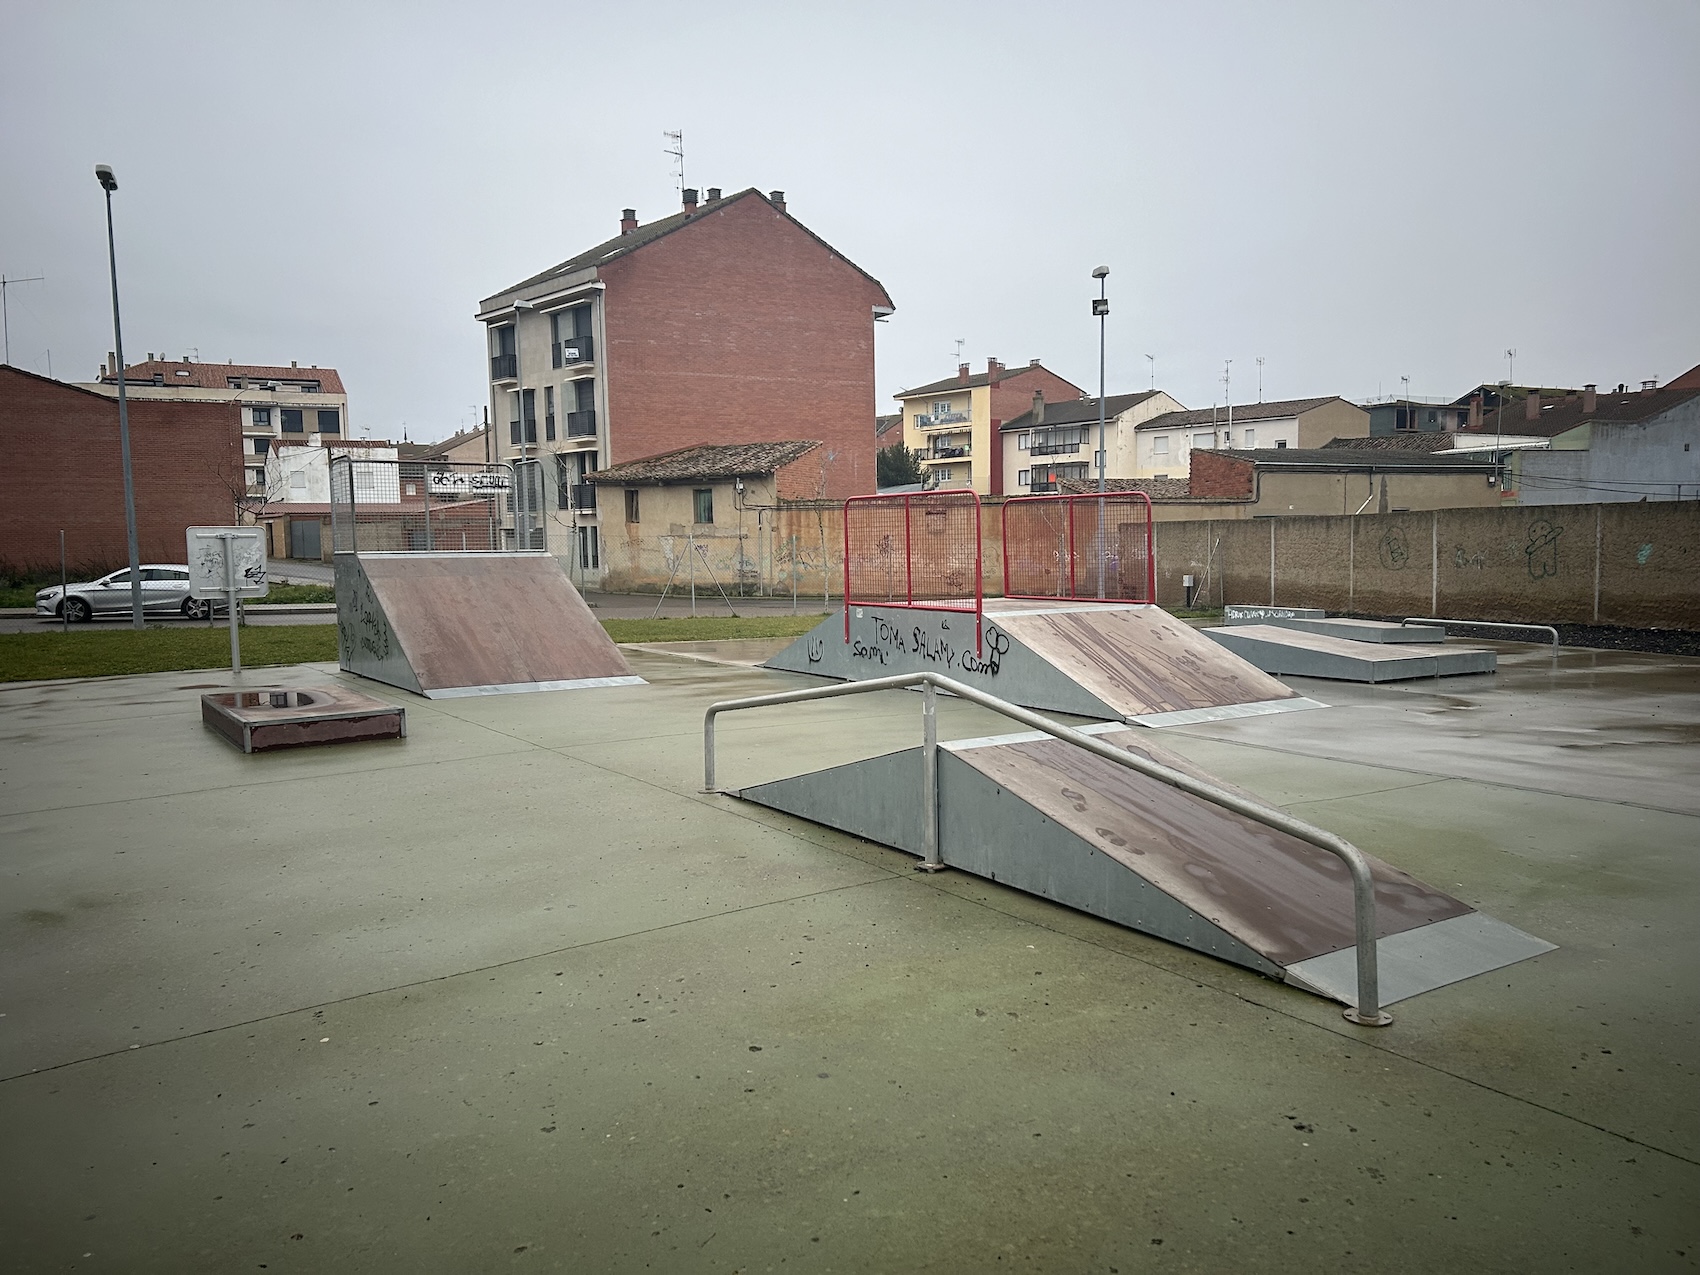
[{"left": 201, "top": 686, "right": 405, "bottom": 752}]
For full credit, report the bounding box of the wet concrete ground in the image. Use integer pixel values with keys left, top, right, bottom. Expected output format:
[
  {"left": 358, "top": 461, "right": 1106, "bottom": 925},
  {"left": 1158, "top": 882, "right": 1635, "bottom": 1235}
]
[{"left": 0, "top": 642, "right": 1695, "bottom": 1272}]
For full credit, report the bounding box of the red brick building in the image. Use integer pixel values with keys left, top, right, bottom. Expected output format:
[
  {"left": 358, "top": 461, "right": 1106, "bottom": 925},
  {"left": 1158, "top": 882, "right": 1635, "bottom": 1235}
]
[
  {"left": 475, "top": 188, "right": 894, "bottom": 574},
  {"left": 0, "top": 366, "right": 242, "bottom": 574}
]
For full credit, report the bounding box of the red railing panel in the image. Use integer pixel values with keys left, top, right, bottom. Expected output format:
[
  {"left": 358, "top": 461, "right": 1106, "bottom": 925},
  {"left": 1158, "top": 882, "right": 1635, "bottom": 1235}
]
[{"left": 1001, "top": 491, "right": 1155, "bottom": 603}]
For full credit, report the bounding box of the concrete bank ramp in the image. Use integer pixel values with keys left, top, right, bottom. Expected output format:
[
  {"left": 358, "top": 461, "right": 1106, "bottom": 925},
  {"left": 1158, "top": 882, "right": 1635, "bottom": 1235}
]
[
  {"left": 738, "top": 725, "right": 1553, "bottom": 1008},
  {"left": 1205, "top": 623, "right": 1496, "bottom": 683},
  {"left": 335, "top": 552, "right": 644, "bottom": 698},
  {"left": 765, "top": 600, "right": 1322, "bottom": 726}
]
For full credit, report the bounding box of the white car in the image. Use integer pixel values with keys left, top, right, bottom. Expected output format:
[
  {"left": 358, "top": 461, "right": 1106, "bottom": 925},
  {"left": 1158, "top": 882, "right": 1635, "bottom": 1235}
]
[{"left": 36, "top": 564, "right": 224, "bottom": 622}]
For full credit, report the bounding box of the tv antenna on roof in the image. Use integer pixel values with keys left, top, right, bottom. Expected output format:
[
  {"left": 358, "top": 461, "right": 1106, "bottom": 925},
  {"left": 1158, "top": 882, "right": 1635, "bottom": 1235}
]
[
  {"left": 663, "top": 130, "right": 684, "bottom": 193},
  {"left": 1, "top": 272, "right": 45, "bottom": 366},
  {"left": 953, "top": 338, "right": 965, "bottom": 365}
]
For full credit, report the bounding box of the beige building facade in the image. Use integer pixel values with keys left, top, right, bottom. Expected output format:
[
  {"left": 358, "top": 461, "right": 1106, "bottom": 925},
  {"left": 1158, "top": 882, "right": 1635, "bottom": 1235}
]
[
  {"left": 1132, "top": 396, "right": 1369, "bottom": 479},
  {"left": 896, "top": 359, "right": 1085, "bottom": 495},
  {"left": 998, "top": 390, "right": 1185, "bottom": 493}
]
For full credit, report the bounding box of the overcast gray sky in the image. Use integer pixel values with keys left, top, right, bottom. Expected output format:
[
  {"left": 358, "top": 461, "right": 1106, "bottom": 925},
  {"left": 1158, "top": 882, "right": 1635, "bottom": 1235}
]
[{"left": 4, "top": 1, "right": 1696, "bottom": 441}]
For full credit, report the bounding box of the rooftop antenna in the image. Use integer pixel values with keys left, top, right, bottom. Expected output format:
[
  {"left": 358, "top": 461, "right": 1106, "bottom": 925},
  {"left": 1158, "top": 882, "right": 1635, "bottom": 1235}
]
[
  {"left": 1257, "top": 356, "right": 1265, "bottom": 402},
  {"left": 663, "top": 130, "right": 685, "bottom": 193},
  {"left": 1221, "top": 359, "right": 1232, "bottom": 446},
  {"left": 1505, "top": 347, "right": 1517, "bottom": 386},
  {"left": 1145, "top": 353, "right": 1154, "bottom": 390},
  {"left": 953, "top": 337, "right": 965, "bottom": 366},
  {"left": 1, "top": 272, "right": 45, "bottom": 366}
]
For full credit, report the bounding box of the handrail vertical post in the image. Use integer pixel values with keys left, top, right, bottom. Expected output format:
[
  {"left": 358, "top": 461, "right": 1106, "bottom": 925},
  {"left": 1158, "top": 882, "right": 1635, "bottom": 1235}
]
[
  {"left": 842, "top": 498, "right": 853, "bottom": 644},
  {"left": 702, "top": 707, "right": 717, "bottom": 793},
  {"left": 1342, "top": 857, "right": 1390, "bottom": 1025},
  {"left": 919, "top": 679, "right": 943, "bottom": 871}
]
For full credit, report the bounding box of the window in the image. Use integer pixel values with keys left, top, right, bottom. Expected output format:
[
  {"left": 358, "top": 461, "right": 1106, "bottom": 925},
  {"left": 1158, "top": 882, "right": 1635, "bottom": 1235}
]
[
  {"left": 251, "top": 407, "right": 271, "bottom": 427},
  {"left": 932, "top": 400, "right": 952, "bottom": 415},
  {"left": 577, "top": 526, "right": 600, "bottom": 569},
  {"left": 1154, "top": 473, "right": 1169, "bottom": 480},
  {"left": 544, "top": 386, "right": 556, "bottom": 441},
  {"left": 249, "top": 468, "right": 265, "bottom": 486},
  {"left": 316, "top": 408, "right": 340, "bottom": 434},
  {"left": 1018, "top": 433, "right": 1029, "bottom": 451},
  {"left": 509, "top": 391, "right": 522, "bottom": 445},
  {"left": 1192, "top": 432, "right": 1214, "bottom": 449},
  {"left": 574, "top": 378, "right": 595, "bottom": 412},
  {"left": 1152, "top": 435, "right": 1168, "bottom": 455},
  {"left": 281, "top": 408, "right": 304, "bottom": 434},
  {"left": 1017, "top": 469, "right": 1030, "bottom": 486},
  {"left": 625, "top": 489, "right": 640, "bottom": 524},
  {"left": 253, "top": 437, "right": 270, "bottom": 455},
  {"left": 290, "top": 471, "right": 308, "bottom": 491},
  {"left": 522, "top": 389, "right": 537, "bottom": 443},
  {"left": 1243, "top": 428, "right": 1256, "bottom": 448},
  {"left": 1275, "top": 440, "right": 1288, "bottom": 449},
  {"left": 693, "top": 488, "right": 714, "bottom": 524}
]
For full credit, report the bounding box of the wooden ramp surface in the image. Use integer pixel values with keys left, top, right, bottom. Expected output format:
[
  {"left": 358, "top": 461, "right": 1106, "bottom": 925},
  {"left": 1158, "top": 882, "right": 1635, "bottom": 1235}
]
[
  {"left": 339, "top": 553, "right": 638, "bottom": 697},
  {"left": 986, "top": 602, "right": 1306, "bottom": 721},
  {"left": 951, "top": 729, "right": 1471, "bottom": 966}
]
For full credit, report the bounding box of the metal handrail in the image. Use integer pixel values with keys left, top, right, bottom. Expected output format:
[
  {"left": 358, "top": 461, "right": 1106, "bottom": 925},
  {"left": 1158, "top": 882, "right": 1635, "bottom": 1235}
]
[
  {"left": 702, "top": 671, "right": 1392, "bottom": 1026},
  {"left": 1401, "top": 617, "right": 1559, "bottom": 649}
]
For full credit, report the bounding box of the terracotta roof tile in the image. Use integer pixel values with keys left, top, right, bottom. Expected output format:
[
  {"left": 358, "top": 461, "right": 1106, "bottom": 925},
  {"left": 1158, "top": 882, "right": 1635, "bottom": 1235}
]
[{"left": 588, "top": 440, "right": 820, "bottom": 485}]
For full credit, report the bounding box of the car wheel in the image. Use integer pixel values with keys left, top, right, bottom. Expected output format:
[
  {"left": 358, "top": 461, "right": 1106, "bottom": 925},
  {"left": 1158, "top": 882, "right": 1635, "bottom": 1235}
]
[
  {"left": 63, "top": 598, "right": 92, "bottom": 623},
  {"left": 182, "top": 598, "right": 213, "bottom": 621}
]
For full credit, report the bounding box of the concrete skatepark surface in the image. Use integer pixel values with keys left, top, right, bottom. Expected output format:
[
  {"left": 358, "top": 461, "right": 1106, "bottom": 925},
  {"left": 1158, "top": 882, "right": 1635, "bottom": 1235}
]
[{"left": 1, "top": 642, "right": 1696, "bottom": 1271}]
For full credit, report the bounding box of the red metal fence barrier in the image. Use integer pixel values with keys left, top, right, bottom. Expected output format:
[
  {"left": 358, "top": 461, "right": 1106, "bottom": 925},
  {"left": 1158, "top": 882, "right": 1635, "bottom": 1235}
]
[
  {"left": 843, "top": 492, "right": 982, "bottom": 652},
  {"left": 1002, "top": 491, "right": 1155, "bottom": 603}
]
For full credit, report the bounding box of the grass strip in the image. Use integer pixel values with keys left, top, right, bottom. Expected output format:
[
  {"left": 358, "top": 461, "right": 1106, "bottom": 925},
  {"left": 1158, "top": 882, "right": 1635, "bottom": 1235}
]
[
  {"left": 601, "top": 614, "right": 825, "bottom": 644},
  {"left": 0, "top": 626, "right": 340, "bottom": 682},
  {"left": 0, "top": 614, "right": 828, "bottom": 683}
]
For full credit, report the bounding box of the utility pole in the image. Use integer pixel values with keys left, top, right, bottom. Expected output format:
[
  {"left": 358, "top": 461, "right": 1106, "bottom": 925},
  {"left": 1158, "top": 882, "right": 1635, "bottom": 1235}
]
[{"left": 1091, "top": 266, "right": 1110, "bottom": 599}]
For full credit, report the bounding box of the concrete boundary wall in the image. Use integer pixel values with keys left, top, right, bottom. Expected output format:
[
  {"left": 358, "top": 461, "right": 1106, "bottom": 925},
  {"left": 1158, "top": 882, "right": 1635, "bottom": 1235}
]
[
  {"left": 582, "top": 496, "right": 1696, "bottom": 631},
  {"left": 1149, "top": 501, "right": 1699, "bottom": 630}
]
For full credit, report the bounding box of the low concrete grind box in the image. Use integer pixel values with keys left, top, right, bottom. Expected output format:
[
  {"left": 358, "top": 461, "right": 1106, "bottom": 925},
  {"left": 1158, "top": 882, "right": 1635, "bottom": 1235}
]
[{"left": 201, "top": 686, "right": 406, "bottom": 753}]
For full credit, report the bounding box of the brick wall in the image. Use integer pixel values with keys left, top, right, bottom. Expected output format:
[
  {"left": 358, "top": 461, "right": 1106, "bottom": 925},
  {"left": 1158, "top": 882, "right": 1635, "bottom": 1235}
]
[
  {"left": 0, "top": 367, "right": 243, "bottom": 574},
  {"left": 1188, "top": 450, "right": 1255, "bottom": 499},
  {"left": 600, "top": 195, "right": 891, "bottom": 501}
]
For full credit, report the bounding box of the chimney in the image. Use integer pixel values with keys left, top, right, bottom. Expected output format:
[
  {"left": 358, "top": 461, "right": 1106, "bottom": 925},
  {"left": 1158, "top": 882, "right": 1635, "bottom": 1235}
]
[
  {"left": 768, "top": 190, "right": 786, "bottom": 213},
  {"left": 1468, "top": 394, "right": 1482, "bottom": 430},
  {"left": 1525, "top": 390, "right": 1541, "bottom": 422},
  {"left": 1029, "top": 358, "right": 1041, "bottom": 367},
  {"left": 147, "top": 352, "right": 154, "bottom": 361},
  {"left": 987, "top": 357, "right": 1001, "bottom": 387},
  {"left": 1641, "top": 378, "right": 1658, "bottom": 392},
  {"left": 957, "top": 363, "right": 969, "bottom": 384},
  {"left": 706, "top": 187, "right": 722, "bottom": 201},
  {"left": 1583, "top": 384, "right": 1597, "bottom": 413},
  {"left": 682, "top": 187, "right": 698, "bottom": 214},
  {"left": 1031, "top": 389, "right": 1046, "bottom": 425},
  {"left": 291, "top": 360, "right": 299, "bottom": 369},
  {"left": 620, "top": 208, "right": 638, "bottom": 235}
]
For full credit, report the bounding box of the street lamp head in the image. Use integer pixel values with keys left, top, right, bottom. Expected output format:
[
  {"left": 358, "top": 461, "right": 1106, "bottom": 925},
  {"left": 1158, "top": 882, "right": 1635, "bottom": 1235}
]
[
  {"left": 1091, "top": 265, "right": 1110, "bottom": 279},
  {"left": 94, "top": 164, "right": 118, "bottom": 192}
]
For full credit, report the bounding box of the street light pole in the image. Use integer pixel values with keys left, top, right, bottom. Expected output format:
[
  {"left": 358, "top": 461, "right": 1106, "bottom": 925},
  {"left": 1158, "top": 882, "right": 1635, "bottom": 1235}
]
[
  {"left": 1091, "top": 265, "right": 1110, "bottom": 598},
  {"left": 96, "top": 164, "right": 143, "bottom": 628}
]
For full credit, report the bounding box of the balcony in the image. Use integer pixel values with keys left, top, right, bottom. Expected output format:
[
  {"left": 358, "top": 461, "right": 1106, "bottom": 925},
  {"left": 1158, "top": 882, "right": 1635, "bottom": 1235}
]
[
  {"left": 570, "top": 483, "right": 597, "bottom": 512},
  {"left": 915, "top": 410, "right": 970, "bottom": 429},
  {"left": 566, "top": 409, "right": 597, "bottom": 439},
  {"left": 1028, "top": 480, "right": 1060, "bottom": 493},
  {"left": 921, "top": 444, "right": 969, "bottom": 462},
  {"left": 1028, "top": 438, "right": 1083, "bottom": 457},
  {"left": 553, "top": 335, "right": 595, "bottom": 368},
  {"left": 490, "top": 352, "right": 517, "bottom": 381}
]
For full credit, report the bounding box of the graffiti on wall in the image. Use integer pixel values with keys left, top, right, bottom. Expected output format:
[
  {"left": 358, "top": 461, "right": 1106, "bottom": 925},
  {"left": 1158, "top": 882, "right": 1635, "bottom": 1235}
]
[
  {"left": 1525, "top": 520, "right": 1563, "bottom": 580},
  {"left": 1376, "top": 526, "right": 1411, "bottom": 571}
]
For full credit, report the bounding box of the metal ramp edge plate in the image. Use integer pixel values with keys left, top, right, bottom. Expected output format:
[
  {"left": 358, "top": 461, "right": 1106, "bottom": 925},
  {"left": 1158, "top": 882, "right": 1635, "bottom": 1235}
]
[
  {"left": 335, "top": 552, "right": 643, "bottom": 697},
  {"left": 764, "top": 603, "right": 1320, "bottom": 724},
  {"left": 1283, "top": 913, "right": 1557, "bottom": 1007},
  {"left": 1203, "top": 624, "right": 1497, "bottom": 682}
]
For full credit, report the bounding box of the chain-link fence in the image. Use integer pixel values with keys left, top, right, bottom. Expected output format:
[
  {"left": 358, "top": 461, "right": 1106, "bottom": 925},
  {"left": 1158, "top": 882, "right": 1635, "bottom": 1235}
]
[
  {"left": 1002, "top": 491, "right": 1154, "bottom": 602},
  {"left": 329, "top": 457, "right": 538, "bottom": 554}
]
